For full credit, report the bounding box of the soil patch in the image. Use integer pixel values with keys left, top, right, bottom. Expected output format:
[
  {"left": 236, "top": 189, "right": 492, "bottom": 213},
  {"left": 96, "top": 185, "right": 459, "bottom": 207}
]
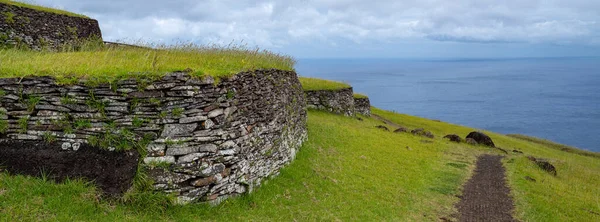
[
  {"left": 456, "top": 154, "right": 515, "bottom": 222},
  {"left": 0, "top": 139, "right": 139, "bottom": 196}
]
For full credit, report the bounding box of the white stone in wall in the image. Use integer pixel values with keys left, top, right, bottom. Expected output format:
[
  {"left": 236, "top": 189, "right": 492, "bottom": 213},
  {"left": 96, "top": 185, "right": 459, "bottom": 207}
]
[{"left": 143, "top": 156, "right": 176, "bottom": 164}]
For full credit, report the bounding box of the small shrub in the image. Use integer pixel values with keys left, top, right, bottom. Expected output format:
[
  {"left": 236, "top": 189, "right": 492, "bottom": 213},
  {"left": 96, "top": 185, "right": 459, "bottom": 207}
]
[
  {"left": 26, "top": 96, "right": 42, "bottom": 112},
  {"left": 132, "top": 116, "right": 149, "bottom": 128},
  {"left": 60, "top": 95, "right": 77, "bottom": 105},
  {"left": 42, "top": 132, "right": 57, "bottom": 143},
  {"left": 74, "top": 119, "right": 92, "bottom": 130},
  {"left": 226, "top": 90, "right": 235, "bottom": 99},
  {"left": 171, "top": 108, "right": 184, "bottom": 117},
  {"left": 17, "top": 116, "right": 29, "bottom": 133},
  {"left": 158, "top": 111, "right": 168, "bottom": 119},
  {"left": 2, "top": 11, "right": 16, "bottom": 24},
  {"left": 148, "top": 98, "right": 161, "bottom": 106},
  {"left": 0, "top": 119, "right": 8, "bottom": 134}
]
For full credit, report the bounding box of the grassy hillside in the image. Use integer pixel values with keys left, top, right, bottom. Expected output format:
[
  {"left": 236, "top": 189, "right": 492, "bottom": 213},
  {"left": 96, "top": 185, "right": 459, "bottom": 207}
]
[
  {"left": 1, "top": 108, "right": 599, "bottom": 221},
  {"left": 373, "top": 108, "right": 600, "bottom": 221},
  {"left": 0, "top": 0, "right": 89, "bottom": 18}
]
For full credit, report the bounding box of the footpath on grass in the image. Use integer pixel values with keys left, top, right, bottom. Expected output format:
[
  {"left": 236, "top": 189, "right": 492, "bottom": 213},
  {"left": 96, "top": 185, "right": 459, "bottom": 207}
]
[{"left": 456, "top": 154, "right": 515, "bottom": 222}]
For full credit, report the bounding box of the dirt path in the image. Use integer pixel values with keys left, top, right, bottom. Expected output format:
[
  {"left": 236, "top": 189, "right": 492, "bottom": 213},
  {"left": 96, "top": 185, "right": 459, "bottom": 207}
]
[{"left": 456, "top": 154, "right": 516, "bottom": 222}]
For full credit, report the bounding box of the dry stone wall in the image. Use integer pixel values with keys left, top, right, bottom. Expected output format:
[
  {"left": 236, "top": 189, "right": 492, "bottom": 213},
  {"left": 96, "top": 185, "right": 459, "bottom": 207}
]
[
  {"left": 0, "top": 69, "right": 307, "bottom": 204},
  {"left": 354, "top": 97, "right": 371, "bottom": 116},
  {"left": 305, "top": 88, "right": 355, "bottom": 116},
  {"left": 0, "top": 2, "right": 101, "bottom": 49}
]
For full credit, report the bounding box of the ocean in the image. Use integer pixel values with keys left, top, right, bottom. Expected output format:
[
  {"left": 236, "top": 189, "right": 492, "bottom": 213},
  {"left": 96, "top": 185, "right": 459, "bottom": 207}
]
[{"left": 295, "top": 57, "right": 600, "bottom": 152}]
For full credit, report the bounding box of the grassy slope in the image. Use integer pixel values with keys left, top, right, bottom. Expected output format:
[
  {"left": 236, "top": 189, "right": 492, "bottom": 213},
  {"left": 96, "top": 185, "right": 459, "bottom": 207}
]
[
  {"left": 299, "top": 77, "right": 351, "bottom": 91},
  {"left": 372, "top": 108, "right": 600, "bottom": 221},
  {"left": 0, "top": 108, "right": 598, "bottom": 221},
  {"left": 0, "top": 0, "right": 89, "bottom": 18},
  {"left": 0, "top": 46, "right": 295, "bottom": 84}
]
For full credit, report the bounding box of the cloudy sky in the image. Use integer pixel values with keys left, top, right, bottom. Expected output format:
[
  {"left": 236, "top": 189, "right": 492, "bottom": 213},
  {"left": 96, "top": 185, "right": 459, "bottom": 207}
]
[{"left": 32, "top": 0, "right": 600, "bottom": 58}]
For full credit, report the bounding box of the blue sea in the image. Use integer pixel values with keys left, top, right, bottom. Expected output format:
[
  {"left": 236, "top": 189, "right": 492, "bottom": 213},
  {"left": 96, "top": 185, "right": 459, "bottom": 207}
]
[{"left": 296, "top": 57, "right": 600, "bottom": 152}]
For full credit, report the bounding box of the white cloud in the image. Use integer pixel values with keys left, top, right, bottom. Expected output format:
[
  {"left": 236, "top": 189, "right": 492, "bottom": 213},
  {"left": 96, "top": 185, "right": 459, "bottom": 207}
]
[{"left": 30, "top": 0, "right": 600, "bottom": 55}]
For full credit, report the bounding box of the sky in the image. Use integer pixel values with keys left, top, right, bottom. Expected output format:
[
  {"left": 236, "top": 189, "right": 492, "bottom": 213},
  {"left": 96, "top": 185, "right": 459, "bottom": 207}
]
[{"left": 30, "top": 0, "right": 600, "bottom": 58}]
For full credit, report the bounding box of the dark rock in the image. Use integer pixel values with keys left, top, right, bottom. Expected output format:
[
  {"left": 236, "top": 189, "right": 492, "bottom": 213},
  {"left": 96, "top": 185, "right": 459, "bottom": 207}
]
[
  {"left": 356, "top": 117, "right": 363, "bottom": 121},
  {"left": 466, "top": 131, "right": 495, "bottom": 147},
  {"left": 527, "top": 156, "right": 557, "bottom": 176},
  {"left": 375, "top": 125, "right": 389, "bottom": 131},
  {"left": 443, "top": 134, "right": 462, "bottom": 142},
  {"left": 465, "top": 138, "right": 478, "bottom": 145},
  {"left": 512, "top": 149, "right": 523, "bottom": 154},
  {"left": 524, "top": 176, "right": 536, "bottom": 182},
  {"left": 411, "top": 128, "right": 434, "bottom": 138},
  {"left": 393, "top": 127, "right": 409, "bottom": 133}
]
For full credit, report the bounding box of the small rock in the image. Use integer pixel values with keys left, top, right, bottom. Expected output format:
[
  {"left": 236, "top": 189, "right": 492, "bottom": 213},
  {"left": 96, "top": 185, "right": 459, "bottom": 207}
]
[
  {"left": 466, "top": 131, "right": 495, "bottom": 147},
  {"left": 356, "top": 117, "right": 364, "bottom": 121},
  {"left": 512, "top": 149, "right": 523, "bottom": 154},
  {"left": 375, "top": 125, "right": 389, "bottom": 131},
  {"left": 144, "top": 156, "right": 176, "bottom": 164},
  {"left": 72, "top": 143, "right": 81, "bottom": 151},
  {"left": 178, "top": 153, "right": 207, "bottom": 164},
  {"left": 443, "top": 134, "right": 462, "bottom": 142},
  {"left": 524, "top": 176, "right": 536, "bottom": 182},
  {"left": 179, "top": 116, "right": 207, "bottom": 124},
  {"left": 61, "top": 142, "right": 71, "bottom": 150},
  {"left": 201, "top": 119, "right": 214, "bottom": 130},
  {"left": 465, "top": 138, "right": 478, "bottom": 145},
  {"left": 393, "top": 127, "right": 409, "bottom": 133},
  {"left": 160, "top": 123, "right": 198, "bottom": 138},
  {"left": 198, "top": 144, "right": 218, "bottom": 152},
  {"left": 411, "top": 128, "right": 434, "bottom": 138},
  {"left": 191, "top": 176, "right": 216, "bottom": 187},
  {"left": 208, "top": 109, "right": 224, "bottom": 118}
]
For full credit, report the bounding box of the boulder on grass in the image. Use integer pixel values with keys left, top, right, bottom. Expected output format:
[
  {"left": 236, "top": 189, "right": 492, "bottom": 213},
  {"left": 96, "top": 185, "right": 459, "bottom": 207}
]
[
  {"left": 394, "top": 126, "right": 409, "bottom": 133},
  {"left": 528, "top": 156, "right": 557, "bottom": 176},
  {"left": 465, "top": 138, "right": 478, "bottom": 145},
  {"left": 375, "top": 125, "right": 389, "bottom": 131},
  {"left": 411, "top": 128, "right": 434, "bottom": 138},
  {"left": 443, "top": 134, "right": 462, "bottom": 143},
  {"left": 466, "top": 131, "right": 495, "bottom": 147}
]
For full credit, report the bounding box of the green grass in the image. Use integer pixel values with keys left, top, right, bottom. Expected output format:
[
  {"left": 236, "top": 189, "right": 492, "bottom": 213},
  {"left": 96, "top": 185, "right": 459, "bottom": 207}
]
[
  {"left": 299, "top": 77, "right": 351, "bottom": 91},
  {"left": 353, "top": 93, "right": 368, "bottom": 99},
  {"left": 507, "top": 134, "right": 600, "bottom": 158},
  {"left": 0, "top": 108, "right": 599, "bottom": 221},
  {"left": 0, "top": 0, "right": 89, "bottom": 18},
  {"left": 372, "top": 107, "right": 600, "bottom": 221},
  {"left": 0, "top": 42, "right": 295, "bottom": 85}
]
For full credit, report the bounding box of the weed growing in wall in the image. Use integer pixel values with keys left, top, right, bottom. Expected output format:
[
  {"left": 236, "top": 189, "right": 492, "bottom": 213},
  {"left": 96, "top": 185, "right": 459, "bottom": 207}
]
[
  {"left": 0, "top": 119, "right": 8, "bottom": 133},
  {"left": 2, "top": 11, "right": 15, "bottom": 24},
  {"left": 17, "top": 116, "right": 28, "bottom": 133}
]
